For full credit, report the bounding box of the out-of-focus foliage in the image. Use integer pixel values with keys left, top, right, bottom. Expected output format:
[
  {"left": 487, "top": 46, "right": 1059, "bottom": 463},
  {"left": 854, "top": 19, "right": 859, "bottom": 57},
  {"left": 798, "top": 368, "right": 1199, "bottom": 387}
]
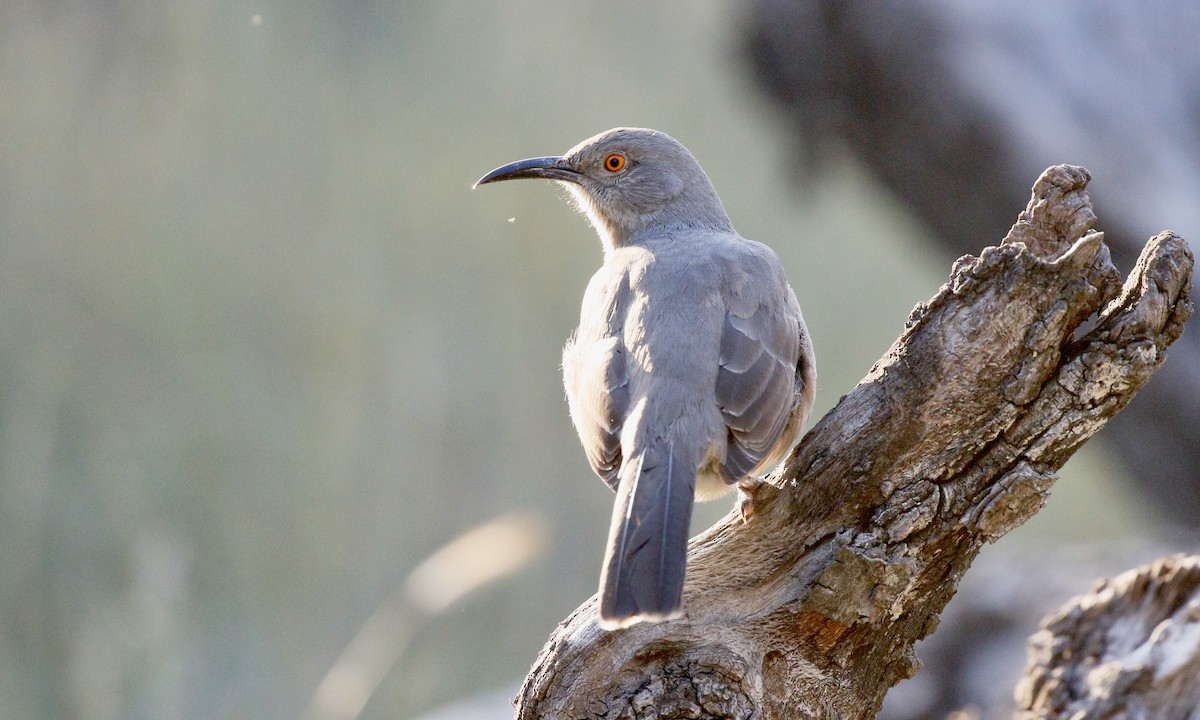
[{"left": 0, "top": 2, "right": 1147, "bottom": 719}]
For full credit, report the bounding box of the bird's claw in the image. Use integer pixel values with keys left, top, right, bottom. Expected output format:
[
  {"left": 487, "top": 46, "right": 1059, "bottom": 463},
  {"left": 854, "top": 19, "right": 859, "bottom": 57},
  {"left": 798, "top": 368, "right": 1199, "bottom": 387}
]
[{"left": 736, "top": 477, "right": 765, "bottom": 524}]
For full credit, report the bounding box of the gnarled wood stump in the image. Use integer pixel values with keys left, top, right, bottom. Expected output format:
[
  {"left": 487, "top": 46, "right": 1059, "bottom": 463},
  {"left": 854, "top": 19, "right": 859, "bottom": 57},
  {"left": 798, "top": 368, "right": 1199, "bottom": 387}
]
[{"left": 1017, "top": 553, "right": 1200, "bottom": 720}]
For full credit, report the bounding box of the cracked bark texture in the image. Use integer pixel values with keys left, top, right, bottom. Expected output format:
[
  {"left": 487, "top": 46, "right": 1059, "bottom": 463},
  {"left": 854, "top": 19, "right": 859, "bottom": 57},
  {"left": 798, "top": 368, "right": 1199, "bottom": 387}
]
[
  {"left": 1016, "top": 554, "right": 1200, "bottom": 719},
  {"left": 513, "top": 166, "right": 1193, "bottom": 720}
]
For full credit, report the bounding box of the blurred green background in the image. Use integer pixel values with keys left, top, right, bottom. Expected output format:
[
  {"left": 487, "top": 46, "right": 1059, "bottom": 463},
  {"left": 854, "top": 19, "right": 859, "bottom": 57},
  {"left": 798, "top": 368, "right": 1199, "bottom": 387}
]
[{"left": 0, "top": 2, "right": 1155, "bottom": 719}]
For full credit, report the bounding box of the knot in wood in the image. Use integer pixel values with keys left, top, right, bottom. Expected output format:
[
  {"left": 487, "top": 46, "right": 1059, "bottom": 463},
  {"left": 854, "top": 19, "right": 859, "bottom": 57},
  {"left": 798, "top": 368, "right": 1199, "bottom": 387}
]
[{"left": 603, "top": 642, "right": 753, "bottom": 720}]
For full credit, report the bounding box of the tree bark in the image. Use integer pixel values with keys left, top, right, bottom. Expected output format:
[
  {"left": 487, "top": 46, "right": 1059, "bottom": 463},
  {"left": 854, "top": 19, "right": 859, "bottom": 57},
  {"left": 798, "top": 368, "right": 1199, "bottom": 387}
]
[
  {"left": 1017, "top": 553, "right": 1200, "bottom": 719},
  {"left": 513, "top": 166, "right": 1193, "bottom": 719}
]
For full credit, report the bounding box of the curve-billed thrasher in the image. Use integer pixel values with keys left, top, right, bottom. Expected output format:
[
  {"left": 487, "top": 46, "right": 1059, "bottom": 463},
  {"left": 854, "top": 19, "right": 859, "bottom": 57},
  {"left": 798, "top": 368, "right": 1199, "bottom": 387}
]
[{"left": 476, "top": 128, "right": 815, "bottom": 629}]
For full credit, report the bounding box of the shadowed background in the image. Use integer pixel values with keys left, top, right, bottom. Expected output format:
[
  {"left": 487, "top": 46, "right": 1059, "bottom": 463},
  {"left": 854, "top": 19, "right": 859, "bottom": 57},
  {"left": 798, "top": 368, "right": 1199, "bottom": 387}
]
[{"left": 0, "top": 3, "right": 1178, "bottom": 719}]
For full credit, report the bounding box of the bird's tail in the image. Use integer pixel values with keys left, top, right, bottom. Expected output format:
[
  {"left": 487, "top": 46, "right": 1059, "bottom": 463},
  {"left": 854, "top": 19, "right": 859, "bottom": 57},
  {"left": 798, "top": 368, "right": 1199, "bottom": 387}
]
[{"left": 598, "top": 439, "right": 696, "bottom": 629}]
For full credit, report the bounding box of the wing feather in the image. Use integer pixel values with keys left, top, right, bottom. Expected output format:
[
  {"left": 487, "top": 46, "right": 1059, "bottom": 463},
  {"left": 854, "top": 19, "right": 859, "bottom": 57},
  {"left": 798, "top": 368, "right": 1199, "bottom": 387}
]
[
  {"left": 563, "top": 267, "right": 633, "bottom": 492},
  {"left": 716, "top": 298, "right": 805, "bottom": 483},
  {"left": 564, "top": 335, "right": 629, "bottom": 490}
]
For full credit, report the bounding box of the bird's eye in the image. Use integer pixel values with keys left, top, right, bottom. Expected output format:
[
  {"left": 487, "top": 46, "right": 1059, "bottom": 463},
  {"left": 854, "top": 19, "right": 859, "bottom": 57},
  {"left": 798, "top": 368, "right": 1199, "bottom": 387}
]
[{"left": 603, "top": 153, "right": 627, "bottom": 172}]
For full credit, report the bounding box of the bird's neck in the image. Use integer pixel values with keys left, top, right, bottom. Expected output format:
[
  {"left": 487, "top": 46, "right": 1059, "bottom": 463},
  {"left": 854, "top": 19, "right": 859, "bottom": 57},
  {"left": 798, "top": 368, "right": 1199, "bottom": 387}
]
[{"left": 586, "top": 195, "right": 734, "bottom": 255}]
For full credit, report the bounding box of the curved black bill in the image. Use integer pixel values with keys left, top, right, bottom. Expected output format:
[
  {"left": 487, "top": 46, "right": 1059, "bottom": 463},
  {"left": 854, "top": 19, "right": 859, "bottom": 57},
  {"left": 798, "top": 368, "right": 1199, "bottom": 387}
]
[{"left": 473, "top": 156, "right": 581, "bottom": 189}]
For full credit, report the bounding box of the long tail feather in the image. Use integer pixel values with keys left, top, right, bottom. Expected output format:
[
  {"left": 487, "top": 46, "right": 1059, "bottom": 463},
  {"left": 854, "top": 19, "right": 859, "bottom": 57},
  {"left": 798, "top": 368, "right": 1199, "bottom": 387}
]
[{"left": 598, "top": 440, "right": 696, "bottom": 628}]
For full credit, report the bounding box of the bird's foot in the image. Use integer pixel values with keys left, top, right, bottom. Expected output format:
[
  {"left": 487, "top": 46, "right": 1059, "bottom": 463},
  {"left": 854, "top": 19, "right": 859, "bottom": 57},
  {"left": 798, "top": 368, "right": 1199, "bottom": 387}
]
[{"left": 736, "top": 476, "right": 766, "bottom": 524}]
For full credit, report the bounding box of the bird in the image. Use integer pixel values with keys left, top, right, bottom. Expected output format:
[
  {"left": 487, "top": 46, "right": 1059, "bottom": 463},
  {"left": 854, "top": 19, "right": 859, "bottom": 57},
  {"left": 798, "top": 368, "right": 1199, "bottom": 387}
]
[{"left": 475, "top": 128, "right": 815, "bottom": 629}]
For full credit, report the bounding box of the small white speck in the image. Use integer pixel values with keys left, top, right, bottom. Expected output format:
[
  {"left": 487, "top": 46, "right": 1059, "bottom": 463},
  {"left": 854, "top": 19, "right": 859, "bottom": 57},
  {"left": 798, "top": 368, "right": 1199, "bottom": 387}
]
[
  {"left": 251, "top": 14, "right": 263, "bottom": 26},
  {"left": 507, "top": 217, "right": 516, "bottom": 223}
]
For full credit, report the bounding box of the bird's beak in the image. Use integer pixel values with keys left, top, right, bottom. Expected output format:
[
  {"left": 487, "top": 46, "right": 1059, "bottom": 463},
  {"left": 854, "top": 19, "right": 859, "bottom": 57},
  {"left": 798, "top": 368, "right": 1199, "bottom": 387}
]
[{"left": 473, "top": 156, "right": 582, "bottom": 189}]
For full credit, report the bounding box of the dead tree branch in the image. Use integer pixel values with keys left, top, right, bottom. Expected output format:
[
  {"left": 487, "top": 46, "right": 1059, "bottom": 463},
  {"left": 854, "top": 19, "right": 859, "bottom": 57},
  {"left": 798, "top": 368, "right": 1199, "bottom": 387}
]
[{"left": 514, "top": 166, "right": 1193, "bottom": 720}]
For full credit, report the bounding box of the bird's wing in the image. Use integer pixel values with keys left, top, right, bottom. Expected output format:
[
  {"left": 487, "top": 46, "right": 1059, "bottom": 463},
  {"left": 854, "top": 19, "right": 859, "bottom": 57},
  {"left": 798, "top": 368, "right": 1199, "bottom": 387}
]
[
  {"left": 563, "top": 272, "right": 631, "bottom": 491},
  {"left": 715, "top": 262, "right": 807, "bottom": 482}
]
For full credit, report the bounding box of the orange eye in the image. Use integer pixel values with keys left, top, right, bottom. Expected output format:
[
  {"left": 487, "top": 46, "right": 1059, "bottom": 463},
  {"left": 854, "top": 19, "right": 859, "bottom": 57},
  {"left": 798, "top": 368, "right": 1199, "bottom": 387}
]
[{"left": 603, "top": 153, "right": 626, "bottom": 172}]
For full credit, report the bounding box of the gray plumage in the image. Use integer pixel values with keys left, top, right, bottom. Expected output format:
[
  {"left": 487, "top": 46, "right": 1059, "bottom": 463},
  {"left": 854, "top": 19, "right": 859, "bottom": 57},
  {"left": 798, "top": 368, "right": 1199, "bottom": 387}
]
[{"left": 476, "top": 128, "right": 815, "bottom": 629}]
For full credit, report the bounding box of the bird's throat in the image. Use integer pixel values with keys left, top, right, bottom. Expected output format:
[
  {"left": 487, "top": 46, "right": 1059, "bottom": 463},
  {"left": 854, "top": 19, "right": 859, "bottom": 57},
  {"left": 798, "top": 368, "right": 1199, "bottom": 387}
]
[{"left": 563, "top": 183, "right": 624, "bottom": 253}]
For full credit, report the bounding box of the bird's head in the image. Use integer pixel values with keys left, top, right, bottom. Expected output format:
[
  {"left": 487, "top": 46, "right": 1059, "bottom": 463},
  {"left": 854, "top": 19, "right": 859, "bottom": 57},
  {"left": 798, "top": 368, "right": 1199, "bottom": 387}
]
[{"left": 475, "top": 127, "right": 733, "bottom": 251}]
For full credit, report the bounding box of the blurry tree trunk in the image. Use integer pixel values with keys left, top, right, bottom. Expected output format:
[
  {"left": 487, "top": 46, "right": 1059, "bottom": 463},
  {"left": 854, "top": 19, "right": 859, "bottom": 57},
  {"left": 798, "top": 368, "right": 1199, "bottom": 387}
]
[
  {"left": 513, "top": 167, "right": 1192, "bottom": 719},
  {"left": 741, "top": 0, "right": 1200, "bottom": 528},
  {"left": 1016, "top": 553, "right": 1200, "bottom": 719}
]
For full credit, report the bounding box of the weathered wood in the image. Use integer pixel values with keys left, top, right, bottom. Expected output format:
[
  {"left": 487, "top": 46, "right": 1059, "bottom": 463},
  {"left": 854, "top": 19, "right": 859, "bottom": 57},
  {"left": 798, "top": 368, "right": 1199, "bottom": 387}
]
[
  {"left": 514, "top": 166, "right": 1193, "bottom": 719},
  {"left": 1016, "top": 554, "right": 1200, "bottom": 719}
]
